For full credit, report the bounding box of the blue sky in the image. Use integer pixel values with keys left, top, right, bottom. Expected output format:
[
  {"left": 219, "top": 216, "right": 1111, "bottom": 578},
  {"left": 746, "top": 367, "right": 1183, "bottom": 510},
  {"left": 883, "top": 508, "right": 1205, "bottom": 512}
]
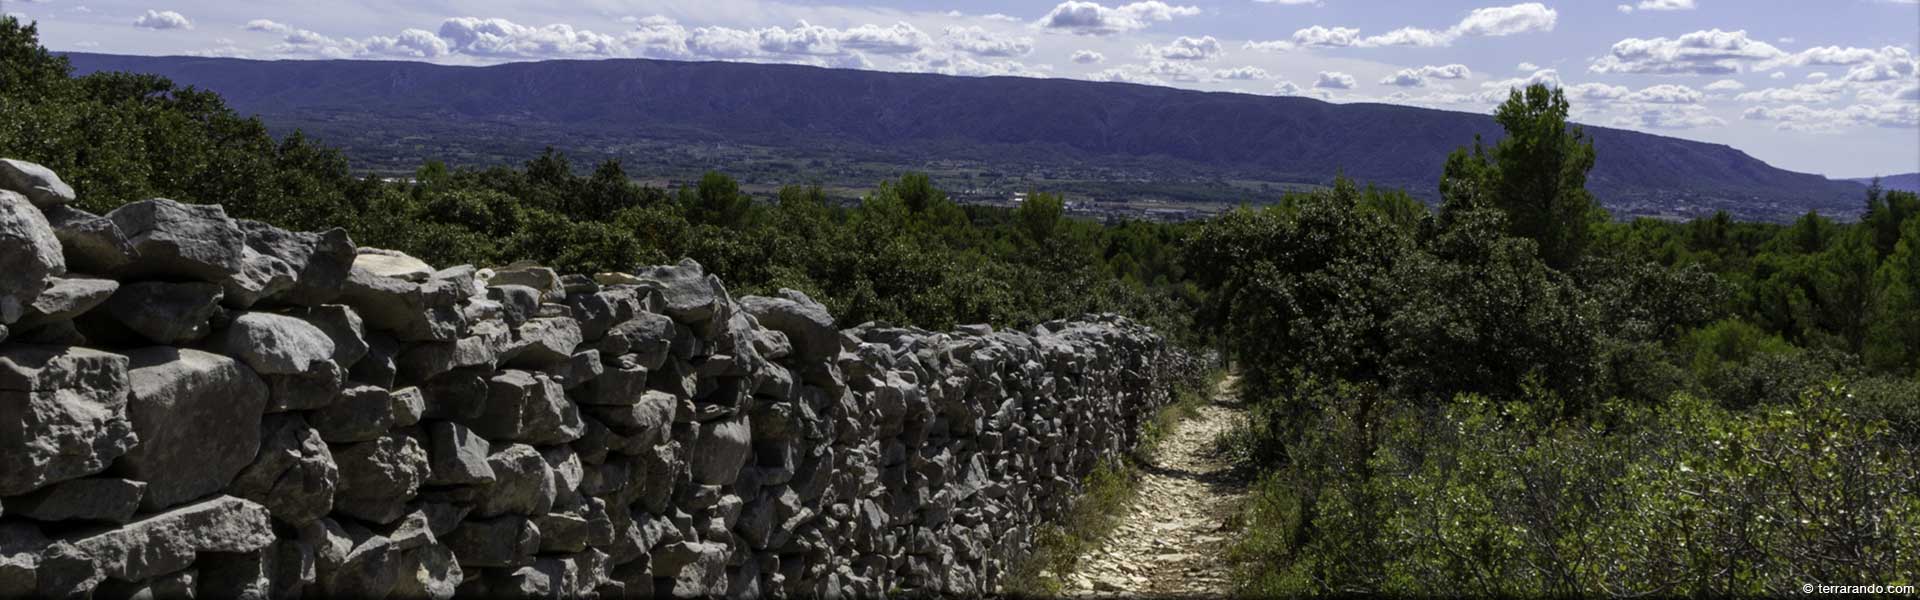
[{"left": 8, "top": 0, "right": 1919, "bottom": 177}]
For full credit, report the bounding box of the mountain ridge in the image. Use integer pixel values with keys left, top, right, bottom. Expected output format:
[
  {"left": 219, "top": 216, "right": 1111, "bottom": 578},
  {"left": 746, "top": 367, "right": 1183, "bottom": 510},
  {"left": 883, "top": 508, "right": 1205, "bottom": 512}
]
[{"left": 62, "top": 52, "right": 1870, "bottom": 220}]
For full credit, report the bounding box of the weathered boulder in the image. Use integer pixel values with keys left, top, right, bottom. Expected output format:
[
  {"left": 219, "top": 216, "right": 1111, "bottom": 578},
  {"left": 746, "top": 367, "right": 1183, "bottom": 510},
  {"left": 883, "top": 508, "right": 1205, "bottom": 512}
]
[
  {"left": 116, "top": 347, "right": 269, "bottom": 511},
  {"left": 0, "top": 521, "right": 48, "bottom": 595},
  {"left": 0, "top": 345, "right": 135, "bottom": 496},
  {"left": 106, "top": 198, "right": 245, "bottom": 282},
  {"left": 635, "top": 259, "right": 723, "bottom": 323},
  {"left": 228, "top": 414, "right": 338, "bottom": 526},
  {"left": 355, "top": 248, "right": 433, "bottom": 282},
  {"left": 236, "top": 220, "right": 355, "bottom": 306},
  {"left": 595, "top": 311, "right": 676, "bottom": 369},
  {"left": 475, "top": 443, "right": 557, "bottom": 518},
  {"left": 98, "top": 281, "right": 224, "bottom": 345},
  {"left": 332, "top": 433, "right": 431, "bottom": 524},
  {"left": 0, "top": 190, "right": 64, "bottom": 325},
  {"left": 425, "top": 421, "right": 495, "bottom": 486},
  {"left": 339, "top": 268, "right": 463, "bottom": 343},
  {"left": 691, "top": 415, "right": 752, "bottom": 485},
  {"left": 741, "top": 289, "right": 840, "bottom": 361},
  {"left": 3, "top": 477, "right": 145, "bottom": 524},
  {"left": 310, "top": 385, "right": 397, "bottom": 443},
  {"left": 391, "top": 542, "right": 463, "bottom": 600},
  {"left": 469, "top": 370, "right": 584, "bottom": 445},
  {"left": 300, "top": 304, "right": 369, "bottom": 370},
  {"left": 38, "top": 496, "right": 273, "bottom": 593},
  {"left": 651, "top": 541, "right": 729, "bottom": 599},
  {"left": 0, "top": 159, "right": 75, "bottom": 209},
  {"left": 223, "top": 244, "right": 299, "bottom": 309},
  {"left": 487, "top": 265, "right": 563, "bottom": 302},
  {"left": 12, "top": 277, "right": 117, "bottom": 331},
  {"left": 40, "top": 205, "right": 138, "bottom": 274},
  {"left": 502, "top": 317, "right": 583, "bottom": 367},
  {"left": 208, "top": 311, "right": 338, "bottom": 375}
]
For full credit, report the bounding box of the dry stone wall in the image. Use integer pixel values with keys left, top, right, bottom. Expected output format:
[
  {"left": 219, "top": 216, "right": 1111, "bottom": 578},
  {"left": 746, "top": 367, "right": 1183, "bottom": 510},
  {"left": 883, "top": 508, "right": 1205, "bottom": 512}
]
[{"left": 0, "top": 159, "right": 1200, "bottom": 598}]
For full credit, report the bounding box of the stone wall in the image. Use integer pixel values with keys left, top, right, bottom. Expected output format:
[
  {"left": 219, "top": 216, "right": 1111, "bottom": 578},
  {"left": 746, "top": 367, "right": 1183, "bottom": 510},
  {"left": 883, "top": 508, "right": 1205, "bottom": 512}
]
[{"left": 0, "top": 159, "right": 1200, "bottom": 598}]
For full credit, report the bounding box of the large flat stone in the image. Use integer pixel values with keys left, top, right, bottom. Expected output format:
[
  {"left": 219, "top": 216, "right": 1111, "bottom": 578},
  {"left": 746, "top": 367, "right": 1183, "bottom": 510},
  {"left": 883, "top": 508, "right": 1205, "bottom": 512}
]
[
  {"left": 0, "top": 190, "right": 64, "bottom": 325},
  {"left": 106, "top": 198, "right": 245, "bottom": 283},
  {"left": 116, "top": 347, "right": 269, "bottom": 511}
]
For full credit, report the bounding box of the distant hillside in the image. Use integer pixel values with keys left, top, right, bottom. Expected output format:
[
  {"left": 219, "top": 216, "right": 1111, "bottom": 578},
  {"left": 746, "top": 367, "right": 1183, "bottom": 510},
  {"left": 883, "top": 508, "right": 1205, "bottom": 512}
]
[
  {"left": 64, "top": 52, "right": 1869, "bottom": 221},
  {"left": 1849, "top": 173, "right": 1920, "bottom": 194}
]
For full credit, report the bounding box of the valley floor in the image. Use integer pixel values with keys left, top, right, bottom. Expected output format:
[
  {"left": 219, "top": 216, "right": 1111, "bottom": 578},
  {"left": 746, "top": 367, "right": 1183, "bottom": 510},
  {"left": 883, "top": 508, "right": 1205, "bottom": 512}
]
[{"left": 1066, "top": 376, "right": 1250, "bottom": 597}]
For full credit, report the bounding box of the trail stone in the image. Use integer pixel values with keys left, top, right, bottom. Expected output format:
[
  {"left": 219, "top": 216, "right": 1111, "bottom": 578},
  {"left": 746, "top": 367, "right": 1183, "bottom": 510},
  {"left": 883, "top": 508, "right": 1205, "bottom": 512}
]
[
  {"left": 0, "top": 345, "right": 135, "bottom": 496},
  {"left": 5, "top": 477, "right": 145, "bottom": 523},
  {"left": 40, "top": 205, "right": 138, "bottom": 274},
  {"left": 332, "top": 433, "right": 431, "bottom": 524},
  {"left": 107, "top": 198, "right": 245, "bottom": 282},
  {"left": 0, "top": 190, "right": 64, "bottom": 325},
  {"left": 355, "top": 248, "right": 433, "bottom": 282},
  {"left": 117, "top": 347, "right": 268, "bottom": 511},
  {"left": 228, "top": 414, "right": 337, "bottom": 526},
  {"left": 209, "top": 311, "right": 337, "bottom": 375},
  {"left": 100, "top": 281, "right": 224, "bottom": 345},
  {"left": 0, "top": 158, "right": 75, "bottom": 208}
]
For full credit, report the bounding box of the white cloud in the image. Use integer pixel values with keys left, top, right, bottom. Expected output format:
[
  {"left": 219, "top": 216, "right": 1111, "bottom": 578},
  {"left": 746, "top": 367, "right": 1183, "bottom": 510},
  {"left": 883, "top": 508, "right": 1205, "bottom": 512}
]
[
  {"left": 1517, "top": 62, "right": 1539, "bottom": 71},
  {"left": 1617, "top": 0, "right": 1697, "bottom": 13},
  {"left": 1215, "top": 66, "right": 1270, "bottom": 80},
  {"left": 895, "top": 50, "right": 1048, "bottom": 77},
  {"left": 1744, "top": 103, "right": 1920, "bottom": 132},
  {"left": 1735, "top": 80, "right": 1850, "bottom": 104},
  {"left": 244, "top": 19, "right": 290, "bottom": 34},
  {"left": 1071, "top": 50, "right": 1105, "bottom": 64},
  {"left": 1704, "top": 78, "right": 1746, "bottom": 91},
  {"left": 1280, "top": 3, "right": 1554, "bottom": 50},
  {"left": 1255, "top": 0, "right": 1323, "bottom": 4},
  {"left": 1483, "top": 68, "right": 1562, "bottom": 90},
  {"left": 1091, "top": 67, "right": 1165, "bottom": 85},
  {"left": 1314, "top": 71, "right": 1356, "bottom": 89},
  {"left": 1565, "top": 82, "right": 1631, "bottom": 101},
  {"left": 943, "top": 26, "right": 1032, "bottom": 57},
  {"left": 1144, "top": 35, "right": 1223, "bottom": 60},
  {"left": 133, "top": 9, "right": 191, "bottom": 30},
  {"left": 1038, "top": 1, "right": 1201, "bottom": 35},
  {"left": 1590, "top": 29, "right": 1788, "bottom": 75},
  {"left": 1771, "top": 71, "right": 1787, "bottom": 79},
  {"left": 436, "top": 17, "right": 625, "bottom": 58},
  {"left": 1274, "top": 80, "right": 1304, "bottom": 95},
  {"left": 1380, "top": 63, "right": 1471, "bottom": 87},
  {"left": 1625, "top": 83, "right": 1704, "bottom": 104},
  {"left": 1242, "top": 40, "right": 1297, "bottom": 53},
  {"left": 1612, "top": 104, "right": 1725, "bottom": 129}
]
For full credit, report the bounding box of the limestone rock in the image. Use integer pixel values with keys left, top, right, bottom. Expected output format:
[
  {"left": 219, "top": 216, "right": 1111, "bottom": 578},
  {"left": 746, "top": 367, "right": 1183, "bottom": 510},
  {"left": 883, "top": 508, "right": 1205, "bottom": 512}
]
[
  {"left": 741, "top": 289, "right": 840, "bottom": 361},
  {"left": 487, "top": 265, "right": 563, "bottom": 302},
  {"left": 4, "top": 477, "right": 144, "bottom": 523},
  {"left": 502, "top": 317, "right": 583, "bottom": 367},
  {"left": 355, "top": 248, "right": 433, "bottom": 282},
  {"left": 117, "top": 347, "right": 269, "bottom": 511},
  {"left": 0, "top": 158, "right": 75, "bottom": 208},
  {"left": 99, "top": 281, "right": 224, "bottom": 345},
  {"left": 635, "top": 259, "right": 723, "bottom": 323},
  {"left": 228, "top": 414, "right": 338, "bottom": 526},
  {"left": 13, "top": 277, "right": 117, "bottom": 330},
  {"left": 470, "top": 370, "right": 584, "bottom": 445},
  {"left": 237, "top": 220, "right": 355, "bottom": 306},
  {"left": 475, "top": 443, "right": 556, "bottom": 518},
  {"left": 0, "top": 190, "right": 64, "bottom": 325},
  {"left": 443, "top": 516, "right": 540, "bottom": 568},
  {"left": 107, "top": 198, "right": 245, "bottom": 282},
  {"left": 332, "top": 433, "right": 431, "bottom": 524},
  {"left": 208, "top": 311, "right": 338, "bottom": 375},
  {"left": 391, "top": 542, "right": 463, "bottom": 600},
  {"left": 40, "top": 205, "right": 138, "bottom": 274},
  {"left": 46, "top": 496, "right": 273, "bottom": 590},
  {"left": 692, "top": 415, "right": 752, "bottom": 485},
  {"left": 301, "top": 304, "right": 369, "bottom": 370},
  {"left": 425, "top": 421, "right": 495, "bottom": 486},
  {"left": 0, "top": 345, "right": 135, "bottom": 496},
  {"left": 339, "top": 268, "right": 462, "bottom": 343},
  {"left": 310, "top": 385, "right": 397, "bottom": 443}
]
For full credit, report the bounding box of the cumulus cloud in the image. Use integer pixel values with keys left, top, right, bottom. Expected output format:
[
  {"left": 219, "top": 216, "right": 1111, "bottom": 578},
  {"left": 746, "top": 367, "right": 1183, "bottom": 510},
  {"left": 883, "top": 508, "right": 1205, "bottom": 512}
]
[
  {"left": 1215, "top": 66, "right": 1270, "bottom": 80},
  {"left": 1314, "top": 71, "right": 1356, "bottom": 89},
  {"left": 133, "top": 9, "right": 191, "bottom": 30},
  {"left": 1625, "top": 83, "right": 1704, "bottom": 104},
  {"left": 1483, "top": 68, "right": 1562, "bottom": 90},
  {"left": 1612, "top": 105, "right": 1726, "bottom": 129},
  {"left": 1242, "top": 40, "right": 1297, "bottom": 53},
  {"left": 1704, "top": 78, "right": 1746, "bottom": 92},
  {"left": 1273, "top": 3, "right": 1555, "bottom": 50},
  {"left": 1617, "top": 0, "right": 1697, "bottom": 13},
  {"left": 896, "top": 50, "right": 1049, "bottom": 77},
  {"left": 1143, "top": 35, "right": 1223, "bottom": 60},
  {"left": 1744, "top": 103, "right": 1920, "bottom": 132},
  {"left": 943, "top": 26, "right": 1033, "bottom": 57},
  {"left": 1589, "top": 29, "right": 1787, "bottom": 75},
  {"left": 1380, "top": 63, "right": 1471, "bottom": 87},
  {"left": 1517, "top": 61, "right": 1539, "bottom": 71},
  {"left": 1071, "top": 50, "right": 1105, "bottom": 64},
  {"left": 1735, "top": 80, "right": 1851, "bottom": 104},
  {"left": 1038, "top": 1, "right": 1201, "bottom": 35},
  {"left": 1274, "top": 80, "right": 1304, "bottom": 95}
]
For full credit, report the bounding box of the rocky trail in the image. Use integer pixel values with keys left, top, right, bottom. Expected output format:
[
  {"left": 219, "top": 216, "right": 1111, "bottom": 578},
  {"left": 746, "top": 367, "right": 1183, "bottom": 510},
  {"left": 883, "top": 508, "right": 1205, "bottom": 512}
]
[{"left": 1066, "top": 375, "right": 1251, "bottom": 597}]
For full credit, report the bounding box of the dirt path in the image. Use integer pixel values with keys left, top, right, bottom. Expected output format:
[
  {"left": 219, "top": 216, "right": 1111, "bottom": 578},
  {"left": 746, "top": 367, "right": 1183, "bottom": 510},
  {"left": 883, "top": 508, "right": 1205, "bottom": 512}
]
[{"left": 1066, "top": 375, "right": 1249, "bottom": 597}]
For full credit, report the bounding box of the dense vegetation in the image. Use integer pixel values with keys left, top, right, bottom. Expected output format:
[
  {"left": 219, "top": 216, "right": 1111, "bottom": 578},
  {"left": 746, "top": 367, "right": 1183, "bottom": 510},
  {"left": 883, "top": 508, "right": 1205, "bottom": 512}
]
[
  {"left": 1196, "top": 85, "right": 1920, "bottom": 595},
  {"left": 0, "top": 17, "right": 1198, "bottom": 340},
  {"left": 8, "top": 17, "right": 1916, "bottom": 595}
]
